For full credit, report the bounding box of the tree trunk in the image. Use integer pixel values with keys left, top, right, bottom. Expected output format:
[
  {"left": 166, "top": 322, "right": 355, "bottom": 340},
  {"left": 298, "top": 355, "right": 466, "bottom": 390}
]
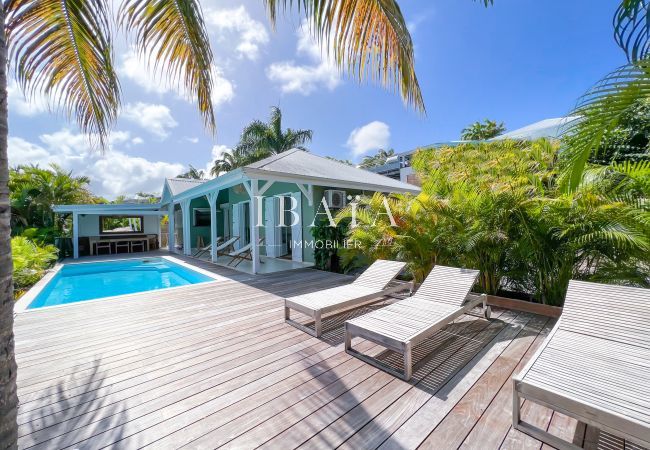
[{"left": 0, "top": 6, "right": 18, "bottom": 448}]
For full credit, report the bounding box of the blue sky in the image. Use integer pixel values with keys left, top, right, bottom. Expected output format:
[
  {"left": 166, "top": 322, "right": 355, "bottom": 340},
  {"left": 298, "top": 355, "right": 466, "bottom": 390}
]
[{"left": 8, "top": 0, "right": 625, "bottom": 198}]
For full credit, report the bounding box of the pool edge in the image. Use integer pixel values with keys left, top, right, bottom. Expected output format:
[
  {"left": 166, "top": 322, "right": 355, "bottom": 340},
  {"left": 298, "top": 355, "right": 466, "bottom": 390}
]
[{"left": 15, "top": 256, "right": 227, "bottom": 314}]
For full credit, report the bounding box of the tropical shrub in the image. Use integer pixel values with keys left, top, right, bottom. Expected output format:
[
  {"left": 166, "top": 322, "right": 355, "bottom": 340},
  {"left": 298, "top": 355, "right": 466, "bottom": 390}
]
[
  {"left": 10, "top": 164, "right": 98, "bottom": 240},
  {"left": 312, "top": 218, "right": 350, "bottom": 273},
  {"left": 11, "top": 237, "right": 58, "bottom": 298},
  {"left": 337, "top": 139, "right": 650, "bottom": 306}
]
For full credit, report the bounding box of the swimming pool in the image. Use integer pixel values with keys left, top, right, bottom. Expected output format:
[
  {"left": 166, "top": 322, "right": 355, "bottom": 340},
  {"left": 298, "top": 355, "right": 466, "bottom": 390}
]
[{"left": 23, "top": 257, "right": 218, "bottom": 310}]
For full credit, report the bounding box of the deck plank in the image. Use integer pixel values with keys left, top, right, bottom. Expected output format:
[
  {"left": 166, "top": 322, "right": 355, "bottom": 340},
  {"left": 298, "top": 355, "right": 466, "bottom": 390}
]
[{"left": 14, "top": 254, "right": 642, "bottom": 450}]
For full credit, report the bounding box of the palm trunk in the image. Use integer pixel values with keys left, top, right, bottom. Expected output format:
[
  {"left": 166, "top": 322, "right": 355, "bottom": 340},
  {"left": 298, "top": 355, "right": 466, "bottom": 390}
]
[{"left": 0, "top": 7, "right": 18, "bottom": 448}]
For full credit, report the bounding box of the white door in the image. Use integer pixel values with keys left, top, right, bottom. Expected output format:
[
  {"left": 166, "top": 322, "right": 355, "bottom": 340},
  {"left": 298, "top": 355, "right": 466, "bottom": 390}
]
[
  {"left": 264, "top": 197, "right": 280, "bottom": 257},
  {"left": 221, "top": 204, "right": 231, "bottom": 240},
  {"left": 291, "top": 192, "right": 303, "bottom": 262},
  {"left": 232, "top": 203, "right": 241, "bottom": 250},
  {"left": 232, "top": 202, "right": 250, "bottom": 250}
]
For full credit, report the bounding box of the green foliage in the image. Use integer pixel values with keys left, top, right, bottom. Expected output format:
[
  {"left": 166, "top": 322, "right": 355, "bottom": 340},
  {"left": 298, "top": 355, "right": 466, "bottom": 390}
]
[
  {"left": 338, "top": 139, "right": 650, "bottom": 306},
  {"left": 11, "top": 237, "right": 58, "bottom": 297},
  {"left": 359, "top": 149, "right": 395, "bottom": 169},
  {"left": 211, "top": 107, "right": 313, "bottom": 177},
  {"left": 460, "top": 119, "right": 506, "bottom": 140},
  {"left": 176, "top": 165, "right": 205, "bottom": 180},
  {"left": 312, "top": 218, "right": 349, "bottom": 273},
  {"left": 326, "top": 156, "right": 354, "bottom": 166},
  {"left": 562, "top": 0, "right": 650, "bottom": 188},
  {"left": 9, "top": 164, "right": 98, "bottom": 240}
]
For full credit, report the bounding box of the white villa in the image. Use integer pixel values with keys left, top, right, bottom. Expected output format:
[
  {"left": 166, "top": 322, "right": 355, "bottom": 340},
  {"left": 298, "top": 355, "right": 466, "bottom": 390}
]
[{"left": 53, "top": 149, "right": 420, "bottom": 273}]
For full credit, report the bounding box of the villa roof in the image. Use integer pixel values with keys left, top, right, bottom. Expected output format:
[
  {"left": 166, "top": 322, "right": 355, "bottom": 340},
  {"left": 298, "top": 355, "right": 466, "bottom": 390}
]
[
  {"left": 165, "top": 178, "right": 207, "bottom": 196},
  {"left": 243, "top": 149, "right": 421, "bottom": 193}
]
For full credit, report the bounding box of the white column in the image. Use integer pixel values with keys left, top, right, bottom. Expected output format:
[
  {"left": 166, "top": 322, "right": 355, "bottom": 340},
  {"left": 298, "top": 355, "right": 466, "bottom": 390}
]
[
  {"left": 167, "top": 203, "right": 175, "bottom": 252},
  {"left": 72, "top": 212, "right": 79, "bottom": 259},
  {"left": 249, "top": 179, "right": 260, "bottom": 273},
  {"left": 208, "top": 191, "right": 219, "bottom": 262},
  {"left": 181, "top": 200, "right": 192, "bottom": 256}
]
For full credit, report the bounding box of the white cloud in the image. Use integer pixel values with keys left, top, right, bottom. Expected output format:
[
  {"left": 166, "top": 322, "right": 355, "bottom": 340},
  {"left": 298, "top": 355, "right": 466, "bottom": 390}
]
[
  {"left": 8, "top": 129, "right": 184, "bottom": 198},
  {"left": 131, "top": 137, "right": 144, "bottom": 146},
  {"left": 346, "top": 121, "right": 391, "bottom": 157},
  {"left": 210, "top": 67, "right": 235, "bottom": 106},
  {"left": 119, "top": 48, "right": 234, "bottom": 106},
  {"left": 7, "top": 79, "right": 50, "bottom": 117},
  {"left": 205, "top": 144, "right": 231, "bottom": 177},
  {"left": 266, "top": 21, "right": 341, "bottom": 95},
  {"left": 122, "top": 102, "right": 178, "bottom": 139},
  {"left": 204, "top": 6, "right": 269, "bottom": 60},
  {"left": 184, "top": 137, "right": 200, "bottom": 144}
]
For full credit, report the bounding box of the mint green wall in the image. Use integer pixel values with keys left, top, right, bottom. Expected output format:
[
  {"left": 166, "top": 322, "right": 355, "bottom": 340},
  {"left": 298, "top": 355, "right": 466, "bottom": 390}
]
[{"left": 185, "top": 182, "right": 370, "bottom": 262}]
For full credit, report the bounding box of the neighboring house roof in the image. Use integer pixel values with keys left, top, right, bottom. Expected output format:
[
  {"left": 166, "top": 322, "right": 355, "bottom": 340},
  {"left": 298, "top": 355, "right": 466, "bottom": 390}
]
[
  {"left": 243, "top": 149, "right": 421, "bottom": 193},
  {"left": 490, "top": 116, "right": 580, "bottom": 141}
]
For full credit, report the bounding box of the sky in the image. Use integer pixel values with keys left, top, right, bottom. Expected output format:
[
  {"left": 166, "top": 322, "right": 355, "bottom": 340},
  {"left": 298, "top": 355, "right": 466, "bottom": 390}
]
[{"left": 8, "top": 0, "right": 627, "bottom": 199}]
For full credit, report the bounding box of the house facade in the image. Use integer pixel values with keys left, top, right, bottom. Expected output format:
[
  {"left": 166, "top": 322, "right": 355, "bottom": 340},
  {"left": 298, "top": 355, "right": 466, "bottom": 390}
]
[{"left": 54, "top": 149, "right": 420, "bottom": 273}]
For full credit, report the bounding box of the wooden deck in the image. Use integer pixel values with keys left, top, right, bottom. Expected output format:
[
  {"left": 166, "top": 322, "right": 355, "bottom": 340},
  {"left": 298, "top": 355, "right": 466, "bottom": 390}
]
[{"left": 13, "top": 256, "right": 643, "bottom": 449}]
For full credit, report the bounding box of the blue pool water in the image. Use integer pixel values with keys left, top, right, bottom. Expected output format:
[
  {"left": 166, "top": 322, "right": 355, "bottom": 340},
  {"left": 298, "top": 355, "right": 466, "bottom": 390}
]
[{"left": 28, "top": 258, "right": 215, "bottom": 309}]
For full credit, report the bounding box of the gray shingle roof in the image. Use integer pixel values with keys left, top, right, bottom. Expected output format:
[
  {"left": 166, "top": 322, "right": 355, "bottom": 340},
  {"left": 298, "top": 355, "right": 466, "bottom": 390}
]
[{"left": 244, "top": 149, "right": 420, "bottom": 193}]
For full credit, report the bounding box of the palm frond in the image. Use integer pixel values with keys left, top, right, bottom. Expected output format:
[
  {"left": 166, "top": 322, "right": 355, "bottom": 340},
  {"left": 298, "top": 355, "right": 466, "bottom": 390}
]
[
  {"left": 6, "top": 0, "right": 120, "bottom": 149},
  {"left": 119, "top": 0, "right": 215, "bottom": 133},
  {"left": 264, "top": 0, "right": 424, "bottom": 113},
  {"left": 562, "top": 60, "right": 650, "bottom": 191},
  {"left": 614, "top": 0, "right": 650, "bottom": 62}
]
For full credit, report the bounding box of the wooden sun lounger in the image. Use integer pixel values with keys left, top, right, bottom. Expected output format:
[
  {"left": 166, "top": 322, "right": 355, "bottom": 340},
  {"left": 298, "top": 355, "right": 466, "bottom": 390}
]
[
  {"left": 284, "top": 260, "right": 411, "bottom": 338},
  {"left": 513, "top": 280, "right": 650, "bottom": 450},
  {"left": 193, "top": 237, "right": 222, "bottom": 258},
  {"left": 215, "top": 236, "right": 239, "bottom": 257},
  {"left": 345, "top": 265, "right": 489, "bottom": 381},
  {"left": 227, "top": 238, "right": 264, "bottom": 267}
]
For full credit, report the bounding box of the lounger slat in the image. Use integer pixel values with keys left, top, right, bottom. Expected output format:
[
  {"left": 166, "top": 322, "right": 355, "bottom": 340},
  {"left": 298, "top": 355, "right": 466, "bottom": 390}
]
[
  {"left": 352, "top": 260, "right": 409, "bottom": 289},
  {"left": 345, "top": 265, "right": 484, "bottom": 380},
  {"left": 284, "top": 260, "right": 408, "bottom": 337},
  {"left": 513, "top": 280, "right": 650, "bottom": 448}
]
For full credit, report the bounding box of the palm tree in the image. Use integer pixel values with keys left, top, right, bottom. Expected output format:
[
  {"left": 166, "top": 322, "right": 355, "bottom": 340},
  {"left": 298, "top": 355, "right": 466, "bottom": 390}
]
[
  {"left": 0, "top": 1, "right": 425, "bottom": 442},
  {"left": 9, "top": 164, "right": 95, "bottom": 234},
  {"left": 359, "top": 149, "right": 396, "bottom": 168},
  {"left": 176, "top": 165, "right": 205, "bottom": 180},
  {"left": 460, "top": 119, "right": 506, "bottom": 141},
  {"left": 236, "top": 106, "right": 313, "bottom": 156},
  {"left": 562, "top": 0, "right": 650, "bottom": 189}
]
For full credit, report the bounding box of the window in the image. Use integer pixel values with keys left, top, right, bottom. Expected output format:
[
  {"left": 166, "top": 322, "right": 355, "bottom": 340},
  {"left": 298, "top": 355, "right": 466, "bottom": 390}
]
[
  {"left": 193, "top": 208, "right": 211, "bottom": 227},
  {"left": 100, "top": 216, "right": 143, "bottom": 234}
]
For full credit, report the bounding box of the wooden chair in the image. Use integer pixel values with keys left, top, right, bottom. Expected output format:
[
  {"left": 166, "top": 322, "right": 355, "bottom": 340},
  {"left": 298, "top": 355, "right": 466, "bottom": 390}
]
[
  {"left": 95, "top": 241, "right": 111, "bottom": 255},
  {"left": 130, "top": 240, "right": 145, "bottom": 253},
  {"left": 345, "top": 265, "right": 488, "bottom": 380},
  {"left": 284, "top": 260, "right": 411, "bottom": 337},
  {"left": 513, "top": 280, "right": 650, "bottom": 449},
  {"left": 115, "top": 241, "right": 130, "bottom": 254}
]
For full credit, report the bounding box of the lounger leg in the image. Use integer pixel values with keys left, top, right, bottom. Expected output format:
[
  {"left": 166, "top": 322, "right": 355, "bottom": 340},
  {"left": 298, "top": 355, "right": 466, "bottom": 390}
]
[
  {"left": 513, "top": 380, "right": 521, "bottom": 427},
  {"left": 284, "top": 306, "right": 290, "bottom": 320},
  {"left": 482, "top": 294, "right": 492, "bottom": 319},
  {"left": 513, "top": 382, "right": 583, "bottom": 450},
  {"left": 314, "top": 311, "right": 322, "bottom": 337},
  {"left": 344, "top": 324, "right": 352, "bottom": 351},
  {"left": 403, "top": 342, "right": 412, "bottom": 381}
]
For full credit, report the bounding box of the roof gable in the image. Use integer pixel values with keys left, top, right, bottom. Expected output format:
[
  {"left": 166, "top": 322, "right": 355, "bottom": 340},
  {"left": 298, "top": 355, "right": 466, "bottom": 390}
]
[{"left": 244, "top": 149, "right": 420, "bottom": 193}]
